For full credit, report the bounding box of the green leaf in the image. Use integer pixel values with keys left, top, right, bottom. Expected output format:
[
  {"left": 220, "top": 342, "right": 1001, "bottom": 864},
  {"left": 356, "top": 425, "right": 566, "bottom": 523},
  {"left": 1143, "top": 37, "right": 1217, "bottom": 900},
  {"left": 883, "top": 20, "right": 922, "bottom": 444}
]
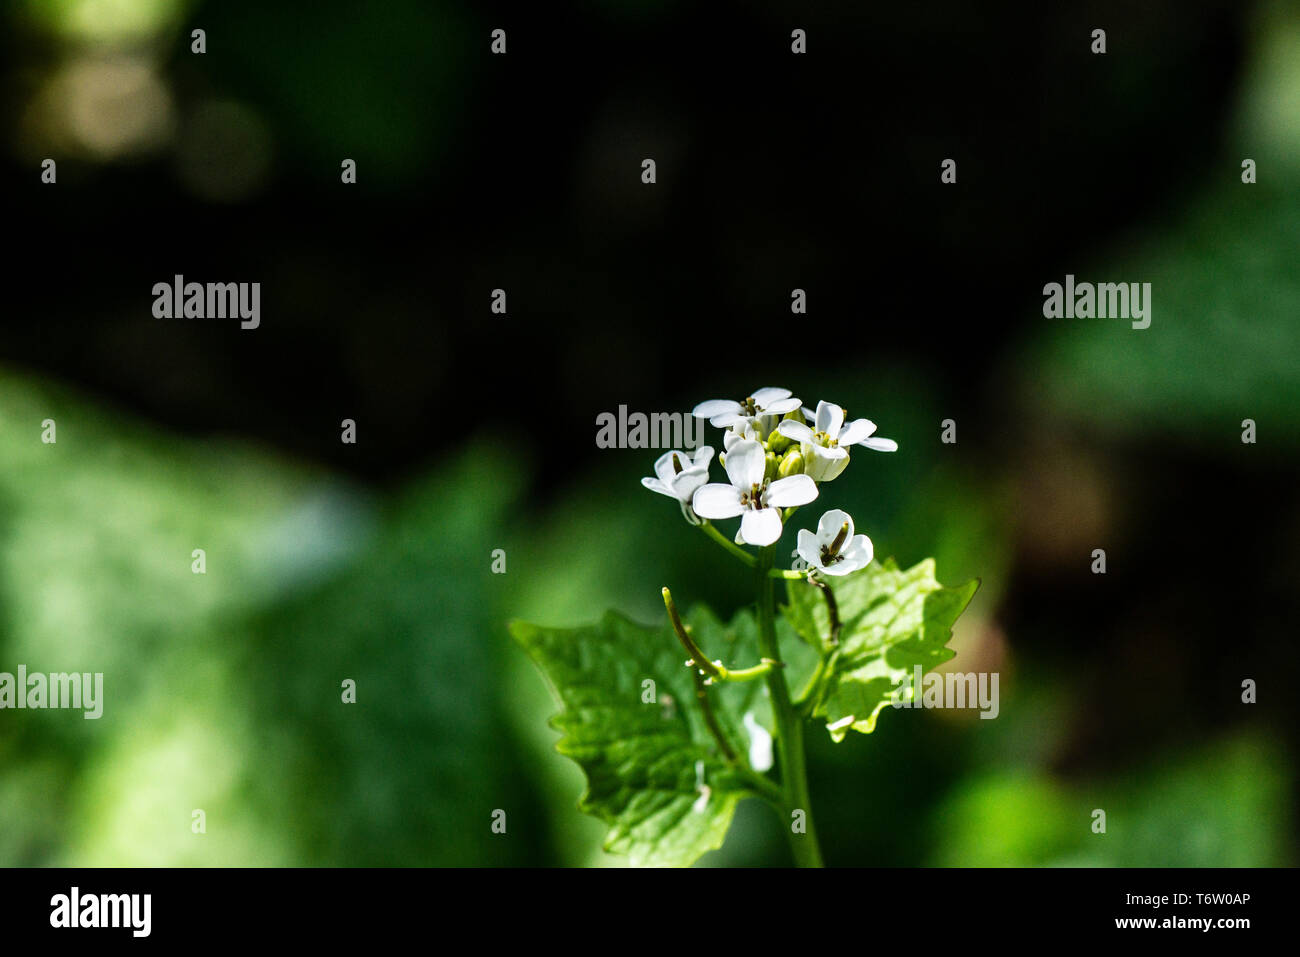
[
  {"left": 784, "top": 559, "right": 979, "bottom": 742},
  {"left": 509, "top": 605, "right": 778, "bottom": 867}
]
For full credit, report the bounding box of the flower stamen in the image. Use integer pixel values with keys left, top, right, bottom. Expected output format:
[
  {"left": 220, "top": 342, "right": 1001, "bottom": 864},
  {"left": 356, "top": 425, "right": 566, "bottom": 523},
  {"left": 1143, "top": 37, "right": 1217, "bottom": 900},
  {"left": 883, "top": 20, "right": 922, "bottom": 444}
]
[{"left": 820, "top": 521, "right": 851, "bottom": 566}]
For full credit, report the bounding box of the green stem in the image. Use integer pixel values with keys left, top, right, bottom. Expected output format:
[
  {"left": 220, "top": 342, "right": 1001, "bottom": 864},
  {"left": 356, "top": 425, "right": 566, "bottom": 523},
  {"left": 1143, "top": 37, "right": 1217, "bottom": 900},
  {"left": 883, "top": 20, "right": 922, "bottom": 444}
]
[
  {"left": 768, "top": 567, "right": 806, "bottom": 580},
  {"left": 719, "top": 659, "right": 780, "bottom": 682},
  {"left": 690, "top": 668, "right": 737, "bottom": 762},
  {"left": 756, "top": 545, "right": 824, "bottom": 867},
  {"left": 700, "top": 522, "right": 756, "bottom": 567},
  {"left": 691, "top": 659, "right": 785, "bottom": 805},
  {"left": 811, "top": 577, "right": 842, "bottom": 647},
  {"left": 739, "top": 766, "right": 786, "bottom": 806},
  {"left": 664, "top": 587, "right": 777, "bottom": 682},
  {"left": 663, "top": 587, "right": 724, "bottom": 679}
]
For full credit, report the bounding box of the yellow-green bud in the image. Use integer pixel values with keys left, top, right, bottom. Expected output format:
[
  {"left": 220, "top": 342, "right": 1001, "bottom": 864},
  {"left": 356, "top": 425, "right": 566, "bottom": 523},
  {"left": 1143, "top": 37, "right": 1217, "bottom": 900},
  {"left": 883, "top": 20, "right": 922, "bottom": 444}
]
[
  {"left": 767, "top": 430, "right": 793, "bottom": 455},
  {"left": 777, "top": 447, "right": 805, "bottom": 478},
  {"left": 764, "top": 450, "right": 779, "bottom": 482}
]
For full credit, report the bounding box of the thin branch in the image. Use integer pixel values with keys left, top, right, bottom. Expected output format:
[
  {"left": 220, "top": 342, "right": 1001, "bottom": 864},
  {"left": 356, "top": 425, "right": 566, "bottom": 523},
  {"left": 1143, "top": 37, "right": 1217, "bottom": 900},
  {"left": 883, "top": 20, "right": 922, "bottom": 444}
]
[
  {"left": 699, "top": 522, "right": 757, "bottom": 567},
  {"left": 768, "top": 567, "right": 806, "bottom": 580},
  {"left": 811, "top": 577, "right": 842, "bottom": 647},
  {"left": 721, "top": 659, "right": 782, "bottom": 682},
  {"left": 663, "top": 587, "right": 778, "bottom": 682},
  {"left": 691, "top": 667, "right": 737, "bottom": 763},
  {"left": 663, "top": 587, "right": 724, "bottom": 679}
]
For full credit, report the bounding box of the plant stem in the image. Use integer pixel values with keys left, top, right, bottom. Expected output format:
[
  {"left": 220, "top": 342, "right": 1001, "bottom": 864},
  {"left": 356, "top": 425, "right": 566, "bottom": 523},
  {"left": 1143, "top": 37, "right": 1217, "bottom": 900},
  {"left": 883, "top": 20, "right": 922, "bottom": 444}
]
[
  {"left": 700, "top": 522, "right": 757, "bottom": 567},
  {"left": 662, "top": 587, "right": 724, "bottom": 680},
  {"left": 664, "top": 587, "right": 777, "bottom": 682},
  {"left": 690, "top": 668, "right": 737, "bottom": 762},
  {"left": 691, "top": 660, "right": 786, "bottom": 805},
  {"left": 768, "top": 568, "right": 805, "bottom": 581},
  {"left": 719, "top": 659, "right": 780, "bottom": 681},
  {"left": 756, "top": 545, "right": 824, "bottom": 867},
  {"left": 811, "top": 577, "right": 842, "bottom": 646}
]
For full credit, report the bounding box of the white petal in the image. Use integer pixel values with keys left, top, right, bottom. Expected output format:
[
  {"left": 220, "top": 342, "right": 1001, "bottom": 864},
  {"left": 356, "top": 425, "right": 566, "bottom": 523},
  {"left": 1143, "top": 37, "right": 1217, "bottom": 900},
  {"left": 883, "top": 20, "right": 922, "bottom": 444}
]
[
  {"left": 693, "top": 399, "right": 741, "bottom": 419},
  {"left": 802, "top": 445, "right": 848, "bottom": 483},
  {"left": 823, "top": 451, "right": 851, "bottom": 482},
  {"left": 641, "top": 476, "right": 675, "bottom": 498},
  {"left": 843, "top": 534, "right": 874, "bottom": 567},
  {"left": 653, "top": 450, "right": 689, "bottom": 483},
  {"left": 836, "top": 418, "right": 876, "bottom": 446},
  {"left": 796, "top": 528, "right": 821, "bottom": 569},
  {"left": 753, "top": 413, "right": 780, "bottom": 440},
  {"left": 766, "top": 474, "right": 818, "bottom": 507},
  {"left": 816, "top": 508, "right": 854, "bottom": 544},
  {"left": 827, "top": 535, "right": 873, "bottom": 575},
  {"left": 777, "top": 420, "right": 815, "bottom": 443},
  {"left": 749, "top": 387, "right": 791, "bottom": 406},
  {"left": 670, "top": 467, "right": 709, "bottom": 503},
  {"left": 692, "top": 484, "right": 745, "bottom": 519},
  {"left": 815, "top": 400, "right": 844, "bottom": 437},
  {"left": 709, "top": 411, "right": 748, "bottom": 428},
  {"left": 724, "top": 422, "right": 759, "bottom": 450},
  {"left": 740, "top": 507, "right": 783, "bottom": 546},
  {"left": 762, "top": 397, "right": 802, "bottom": 415},
  {"left": 724, "top": 439, "right": 765, "bottom": 489},
  {"left": 692, "top": 787, "right": 710, "bottom": 814},
  {"left": 743, "top": 713, "right": 774, "bottom": 773},
  {"left": 691, "top": 446, "right": 715, "bottom": 469},
  {"left": 860, "top": 436, "right": 898, "bottom": 452}
]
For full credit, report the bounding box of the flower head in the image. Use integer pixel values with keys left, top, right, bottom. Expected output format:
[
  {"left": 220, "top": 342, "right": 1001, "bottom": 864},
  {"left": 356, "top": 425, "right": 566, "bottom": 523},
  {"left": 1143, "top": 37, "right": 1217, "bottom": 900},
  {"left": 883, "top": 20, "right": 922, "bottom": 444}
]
[
  {"left": 641, "top": 447, "right": 714, "bottom": 510},
  {"left": 796, "top": 508, "right": 873, "bottom": 576},
  {"left": 691, "top": 439, "right": 817, "bottom": 546},
  {"left": 777, "top": 401, "right": 897, "bottom": 481},
  {"left": 722, "top": 420, "right": 761, "bottom": 455},
  {"left": 693, "top": 387, "right": 802, "bottom": 433}
]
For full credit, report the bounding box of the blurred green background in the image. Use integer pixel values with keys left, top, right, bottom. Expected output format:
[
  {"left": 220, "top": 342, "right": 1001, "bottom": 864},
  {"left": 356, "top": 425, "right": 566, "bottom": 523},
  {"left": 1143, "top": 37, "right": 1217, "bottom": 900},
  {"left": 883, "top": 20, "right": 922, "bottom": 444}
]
[{"left": 1, "top": 0, "right": 1297, "bottom": 866}]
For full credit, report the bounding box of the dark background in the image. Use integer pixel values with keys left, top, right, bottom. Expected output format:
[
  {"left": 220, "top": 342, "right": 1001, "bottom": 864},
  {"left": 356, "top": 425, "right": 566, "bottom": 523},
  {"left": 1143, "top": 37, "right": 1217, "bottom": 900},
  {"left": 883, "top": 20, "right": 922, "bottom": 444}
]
[{"left": 5, "top": 0, "right": 1251, "bottom": 479}]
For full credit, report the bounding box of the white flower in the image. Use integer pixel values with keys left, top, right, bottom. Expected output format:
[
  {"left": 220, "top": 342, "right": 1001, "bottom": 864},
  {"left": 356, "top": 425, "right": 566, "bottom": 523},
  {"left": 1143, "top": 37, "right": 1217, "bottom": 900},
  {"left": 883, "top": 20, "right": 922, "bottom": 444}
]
[
  {"left": 777, "top": 402, "right": 850, "bottom": 481},
  {"left": 722, "top": 420, "right": 760, "bottom": 454},
  {"left": 776, "top": 400, "right": 897, "bottom": 481},
  {"left": 691, "top": 439, "right": 817, "bottom": 546},
  {"left": 692, "top": 387, "right": 802, "bottom": 430},
  {"left": 843, "top": 420, "right": 898, "bottom": 453},
  {"left": 796, "top": 508, "right": 873, "bottom": 576},
  {"left": 641, "top": 447, "right": 714, "bottom": 506}
]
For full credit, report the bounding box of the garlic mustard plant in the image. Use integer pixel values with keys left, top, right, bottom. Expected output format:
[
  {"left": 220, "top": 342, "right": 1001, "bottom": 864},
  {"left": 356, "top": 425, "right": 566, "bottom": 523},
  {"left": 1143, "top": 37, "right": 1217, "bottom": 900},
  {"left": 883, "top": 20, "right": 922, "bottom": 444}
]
[{"left": 511, "top": 387, "right": 978, "bottom": 866}]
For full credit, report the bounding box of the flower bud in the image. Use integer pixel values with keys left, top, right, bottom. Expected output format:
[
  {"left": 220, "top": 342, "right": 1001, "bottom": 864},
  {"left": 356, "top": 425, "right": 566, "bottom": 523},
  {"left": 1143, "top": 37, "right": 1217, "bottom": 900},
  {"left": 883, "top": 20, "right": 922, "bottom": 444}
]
[
  {"left": 767, "top": 430, "right": 793, "bottom": 455},
  {"left": 764, "top": 450, "right": 779, "bottom": 482},
  {"left": 777, "top": 447, "right": 805, "bottom": 478}
]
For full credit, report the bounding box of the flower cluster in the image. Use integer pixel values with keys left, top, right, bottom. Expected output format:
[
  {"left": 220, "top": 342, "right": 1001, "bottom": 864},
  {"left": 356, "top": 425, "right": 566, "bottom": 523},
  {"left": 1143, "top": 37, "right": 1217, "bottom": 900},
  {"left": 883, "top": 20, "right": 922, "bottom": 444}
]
[{"left": 641, "top": 386, "right": 894, "bottom": 570}]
